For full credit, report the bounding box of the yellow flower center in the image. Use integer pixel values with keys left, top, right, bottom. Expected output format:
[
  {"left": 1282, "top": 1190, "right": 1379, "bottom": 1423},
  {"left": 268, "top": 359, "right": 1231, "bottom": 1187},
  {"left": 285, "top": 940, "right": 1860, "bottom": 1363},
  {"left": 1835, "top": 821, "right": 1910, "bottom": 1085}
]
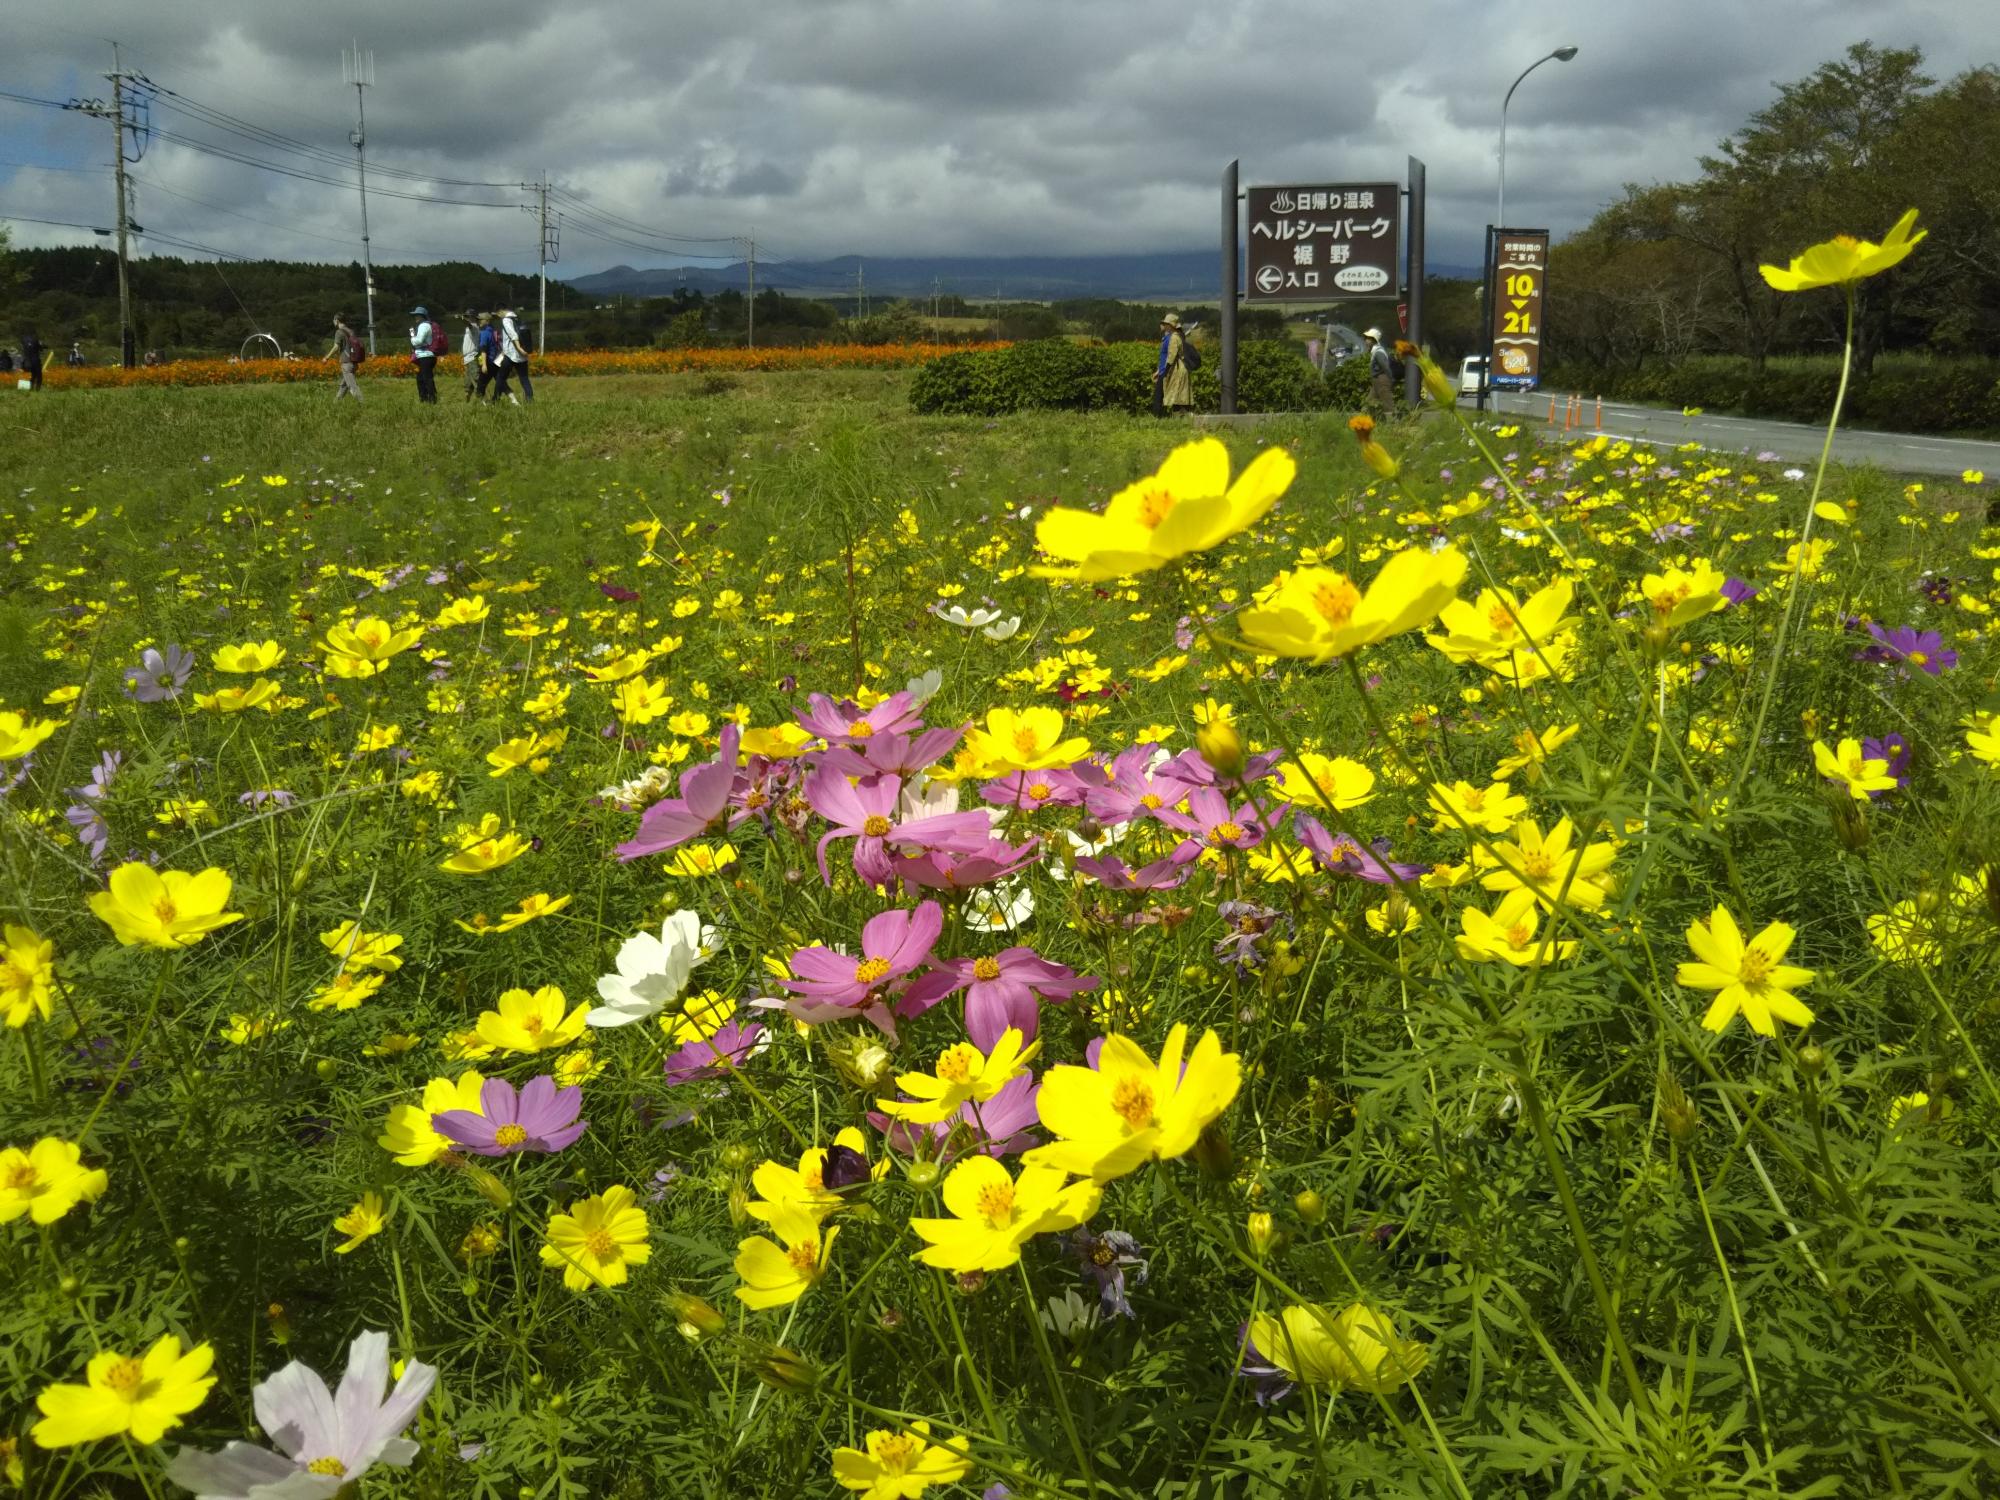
[
  {"left": 0, "top": 959, "right": 23, "bottom": 993},
  {"left": 307, "top": 1458, "right": 349, "bottom": 1477},
  {"left": 972, "top": 956, "right": 1002, "bottom": 981},
  {"left": 847, "top": 721, "right": 875, "bottom": 739},
  {"left": 521, "top": 1013, "right": 545, "bottom": 1036},
  {"left": 1028, "top": 782, "right": 1051, "bottom": 800},
  {"left": 853, "top": 957, "right": 892, "bottom": 985},
  {"left": 1486, "top": 603, "right": 1520, "bottom": 635},
  {"left": 153, "top": 895, "right": 180, "bottom": 926},
  {"left": 1208, "top": 821, "right": 1245, "bottom": 845},
  {"left": 583, "top": 1228, "right": 617, "bottom": 1258},
  {"left": 101, "top": 1357, "right": 147, "bottom": 1399},
  {"left": 1845, "top": 756, "right": 1867, "bottom": 779},
  {"left": 1139, "top": 792, "right": 1162, "bottom": 809},
  {"left": 1311, "top": 576, "right": 1361, "bottom": 626},
  {"left": 494, "top": 1124, "right": 528, "bottom": 1147},
  {"left": 786, "top": 1239, "right": 822, "bottom": 1276},
  {"left": 935, "top": 1045, "right": 977, "bottom": 1084},
  {"left": 745, "top": 789, "right": 769, "bottom": 809},
  {"left": 861, "top": 814, "right": 894, "bottom": 837},
  {"left": 4, "top": 1161, "right": 38, "bottom": 1190},
  {"left": 1110, "top": 1074, "right": 1156, "bottom": 1131},
  {"left": 1134, "top": 487, "right": 1176, "bottom": 529},
  {"left": 359, "top": 628, "right": 383, "bottom": 649},
  {"left": 975, "top": 1180, "right": 1017, "bottom": 1227},
  {"left": 1739, "top": 948, "right": 1773, "bottom": 985},
  {"left": 1012, "top": 726, "right": 1043, "bottom": 757},
  {"left": 1505, "top": 922, "right": 1534, "bottom": 950},
  {"left": 875, "top": 1433, "right": 920, "bottom": 1473},
  {"left": 1909, "top": 651, "right": 1928, "bottom": 666},
  {"left": 1521, "top": 850, "right": 1556, "bottom": 881},
  {"left": 1090, "top": 1241, "right": 1118, "bottom": 1267}
]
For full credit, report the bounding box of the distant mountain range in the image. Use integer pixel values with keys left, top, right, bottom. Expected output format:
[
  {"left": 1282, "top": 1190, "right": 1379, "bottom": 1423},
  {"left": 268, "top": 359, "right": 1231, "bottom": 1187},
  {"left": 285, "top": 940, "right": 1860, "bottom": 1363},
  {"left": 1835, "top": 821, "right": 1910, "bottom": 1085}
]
[{"left": 568, "top": 252, "right": 1483, "bottom": 302}]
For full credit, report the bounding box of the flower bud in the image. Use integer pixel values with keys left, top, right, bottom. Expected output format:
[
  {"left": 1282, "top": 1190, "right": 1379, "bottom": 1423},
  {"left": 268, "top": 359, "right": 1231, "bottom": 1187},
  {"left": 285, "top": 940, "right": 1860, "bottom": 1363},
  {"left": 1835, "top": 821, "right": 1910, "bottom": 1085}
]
[
  {"left": 720, "top": 1143, "right": 754, "bottom": 1172},
  {"left": 1641, "top": 623, "right": 1673, "bottom": 661},
  {"left": 669, "top": 1291, "right": 728, "bottom": 1342},
  {"left": 1659, "top": 1069, "right": 1697, "bottom": 1143},
  {"left": 1196, "top": 716, "right": 1245, "bottom": 780},
  {"left": 727, "top": 1181, "right": 750, "bottom": 1227},
  {"left": 953, "top": 1270, "right": 988, "bottom": 1296},
  {"left": 464, "top": 1164, "right": 513, "bottom": 1209},
  {"left": 546, "top": 1391, "right": 568, "bottom": 1415},
  {"left": 265, "top": 1302, "right": 292, "bottom": 1347},
  {"left": 1357, "top": 440, "right": 1400, "bottom": 480},
  {"left": 1246, "top": 1211, "right": 1275, "bottom": 1258},
  {"left": 829, "top": 1036, "right": 894, "bottom": 1091},
  {"left": 906, "top": 1160, "right": 941, "bottom": 1189},
  {"left": 1796, "top": 1043, "right": 1826, "bottom": 1077},
  {"left": 1192, "top": 1121, "right": 1235, "bottom": 1179},
  {"left": 315, "top": 1057, "right": 340, "bottom": 1082},
  {"left": 1829, "top": 793, "right": 1870, "bottom": 852},
  {"left": 1293, "top": 1188, "right": 1326, "bottom": 1227}
]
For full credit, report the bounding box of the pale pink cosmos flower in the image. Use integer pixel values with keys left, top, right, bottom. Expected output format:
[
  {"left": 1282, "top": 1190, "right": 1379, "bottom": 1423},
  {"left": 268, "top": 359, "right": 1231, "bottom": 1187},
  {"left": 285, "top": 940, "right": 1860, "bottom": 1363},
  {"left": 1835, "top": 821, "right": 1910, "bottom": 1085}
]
[
  {"left": 781, "top": 901, "right": 944, "bottom": 1035},
  {"left": 616, "top": 726, "right": 742, "bottom": 860}
]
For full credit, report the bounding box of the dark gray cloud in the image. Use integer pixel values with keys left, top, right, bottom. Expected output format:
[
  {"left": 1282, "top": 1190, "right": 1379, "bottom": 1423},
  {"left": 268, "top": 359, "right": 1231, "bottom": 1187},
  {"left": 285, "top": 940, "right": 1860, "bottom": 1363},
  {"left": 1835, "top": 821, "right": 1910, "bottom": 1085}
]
[{"left": 2, "top": 0, "right": 1995, "bottom": 277}]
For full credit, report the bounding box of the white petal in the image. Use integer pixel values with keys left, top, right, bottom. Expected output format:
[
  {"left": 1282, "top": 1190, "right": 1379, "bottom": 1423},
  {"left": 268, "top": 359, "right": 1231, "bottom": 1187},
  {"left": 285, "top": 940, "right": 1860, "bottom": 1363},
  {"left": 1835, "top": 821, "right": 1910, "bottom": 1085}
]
[
  {"left": 165, "top": 1441, "right": 298, "bottom": 1497},
  {"left": 252, "top": 1361, "right": 337, "bottom": 1461}
]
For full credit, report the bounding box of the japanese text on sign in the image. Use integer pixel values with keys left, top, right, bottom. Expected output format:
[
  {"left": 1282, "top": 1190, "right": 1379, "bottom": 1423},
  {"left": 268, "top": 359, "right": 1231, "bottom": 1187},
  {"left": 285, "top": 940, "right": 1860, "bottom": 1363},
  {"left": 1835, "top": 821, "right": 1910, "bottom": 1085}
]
[
  {"left": 1487, "top": 230, "right": 1549, "bottom": 391},
  {"left": 1246, "top": 182, "right": 1401, "bottom": 301}
]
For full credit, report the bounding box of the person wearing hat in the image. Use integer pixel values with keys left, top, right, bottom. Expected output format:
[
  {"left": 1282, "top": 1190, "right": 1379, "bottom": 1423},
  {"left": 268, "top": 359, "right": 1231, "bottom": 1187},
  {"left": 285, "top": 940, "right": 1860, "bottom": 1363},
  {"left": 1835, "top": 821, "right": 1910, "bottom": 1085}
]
[
  {"left": 1155, "top": 312, "right": 1193, "bottom": 416},
  {"left": 1363, "top": 327, "right": 1394, "bottom": 411},
  {"left": 323, "top": 314, "right": 365, "bottom": 402},
  {"left": 408, "top": 305, "right": 439, "bottom": 404},
  {"left": 498, "top": 307, "right": 533, "bottom": 403},
  {"left": 460, "top": 309, "right": 484, "bottom": 401}
]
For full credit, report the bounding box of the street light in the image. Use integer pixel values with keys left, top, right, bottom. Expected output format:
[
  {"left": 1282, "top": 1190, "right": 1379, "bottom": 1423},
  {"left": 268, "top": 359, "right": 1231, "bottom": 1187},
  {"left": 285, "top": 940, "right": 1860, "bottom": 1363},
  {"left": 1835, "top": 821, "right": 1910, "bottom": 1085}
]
[{"left": 1497, "top": 45, "right": 1577, "bottom": 235}]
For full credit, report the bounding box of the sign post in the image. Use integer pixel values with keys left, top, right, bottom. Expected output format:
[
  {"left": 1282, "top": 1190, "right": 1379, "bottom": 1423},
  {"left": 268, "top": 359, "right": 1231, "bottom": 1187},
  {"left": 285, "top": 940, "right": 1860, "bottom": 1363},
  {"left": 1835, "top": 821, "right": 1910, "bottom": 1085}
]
[
  {"left": 1221, "top": 159, "right": 1238, "bottom": 415},
  {"left": 1487, "top": 228, "right": 1549, "bottom": 392},
  {"left": 1403, "top": 156, "right": 1425, "bottom": 406}
]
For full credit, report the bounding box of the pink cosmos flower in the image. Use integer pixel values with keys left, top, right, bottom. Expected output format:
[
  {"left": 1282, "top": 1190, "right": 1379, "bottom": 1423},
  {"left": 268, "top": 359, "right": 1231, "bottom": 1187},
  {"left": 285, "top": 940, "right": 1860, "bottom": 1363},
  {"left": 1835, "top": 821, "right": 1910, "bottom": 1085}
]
[
  {"left": 818, "top": 726, "right": 965, "bottom": 778},
  {"left": 895, "top": 837, "right": 1043, "bottom": 892},
  {"left": 805, "top": 767, "right": 994, "bottom": 886},
  {"left": 1162, "top": 745, "right": 1284, "bottom": 788},
  {"left": 1073, "top": 747, "right": 1199, "bottom": 826},
  {"left": 1073, "top": 847, "right": 1201, "bottom": 891},
  {"left": 782, "top": 901, "right": 945, "bottom": 1035},
  {"left": 980, "top": 768, "right": 1089, "bottom": 810},
  {"left": 902, "top": 945, "right": 1096, "bottom": 1047},
  {"left": 1295, "top": 817, "right": 1428, "bottom": 884},
  {"left": 662, "top": 1018, "right": 767, "bottom": 1085},
  {"left": 616, "top": 726, "right": 743, "bottom": 860},
  {"left": 870, "top": 1070, "right": 1041, "bottom": 1161},
  {"left": 434, "top": 1075, "right": 587, "bottom": 1156},
  {"left": 1157, "top": 785, "right": 1269, "bottom": 851},
  {"left": 796, "top": 690, "right": 926, "bottom": 745}
]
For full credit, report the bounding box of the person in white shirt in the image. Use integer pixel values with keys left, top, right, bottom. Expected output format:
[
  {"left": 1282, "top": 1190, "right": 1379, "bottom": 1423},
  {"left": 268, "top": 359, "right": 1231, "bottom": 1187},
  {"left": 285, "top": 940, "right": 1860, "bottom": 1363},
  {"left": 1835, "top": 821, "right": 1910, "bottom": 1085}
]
[
  {"left": 499, "top": 308, "right": 534, "bottom": 403},
  {"left": 407, "top": 305, "right": 439, "bottom": 404},
  {"left": 460, "top": 310, "right": 482, "bottom": 401}
]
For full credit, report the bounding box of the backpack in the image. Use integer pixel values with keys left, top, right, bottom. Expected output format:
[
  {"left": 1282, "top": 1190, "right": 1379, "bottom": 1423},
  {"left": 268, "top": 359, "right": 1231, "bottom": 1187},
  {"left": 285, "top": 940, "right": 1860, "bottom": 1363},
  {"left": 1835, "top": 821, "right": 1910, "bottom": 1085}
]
[
  {"left": 1388, "top": 349, "right": 1407, "bottom": 384},
  {"left": 345, "top": 331, "right": 366, "bottom": 366},
  {"left": 1179, "top": 337, "right": 1201, "bottom": 372},
  {"left": 513, "top": 322, "right": 532, "bottom": 357},
  {"left": 428, "top": 322, "right": 449, "bottom": 357}
]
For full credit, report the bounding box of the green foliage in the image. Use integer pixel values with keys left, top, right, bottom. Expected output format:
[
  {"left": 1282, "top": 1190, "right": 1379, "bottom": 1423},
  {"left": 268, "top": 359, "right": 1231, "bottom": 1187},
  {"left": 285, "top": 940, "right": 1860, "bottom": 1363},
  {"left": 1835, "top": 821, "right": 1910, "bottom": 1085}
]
[
  {"left": 1541, "top": 353, "right": 2000, "bottom": 433},
  {"left": 910, "top": 337, "right": 1368, "bottom": 416}
]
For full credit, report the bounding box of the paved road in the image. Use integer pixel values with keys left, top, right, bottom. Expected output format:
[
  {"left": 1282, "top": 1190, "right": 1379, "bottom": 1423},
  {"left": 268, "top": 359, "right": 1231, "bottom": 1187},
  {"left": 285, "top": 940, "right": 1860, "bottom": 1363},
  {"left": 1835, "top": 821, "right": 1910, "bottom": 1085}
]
[{"left": 1475, "top": 390, "right": 2000, "bottom": 478}]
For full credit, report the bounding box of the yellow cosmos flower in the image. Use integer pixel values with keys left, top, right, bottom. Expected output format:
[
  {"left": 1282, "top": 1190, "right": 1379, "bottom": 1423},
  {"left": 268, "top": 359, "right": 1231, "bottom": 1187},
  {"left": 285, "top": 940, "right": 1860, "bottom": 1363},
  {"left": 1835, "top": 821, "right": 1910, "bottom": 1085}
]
[
  {"left": 476, "top": 985, "right": 588, "bottom": 1053},
  {"left": 540, "top": 1184, "right": 652, "bottom": 1291},
  {"left": 1476, "top": 817, "right": 1617, "bottom": 912},
  {"left": 377, "top": 1070, "right": 486, "bottom": 1167},
  {"left": 1426, "top": 779, "right": 1528, "bottom": 836},
  {"left": 2, "top": 923, "right": 56, "bottom": 1028},
  {"left": 832, "top": 1420, "right": 972, "bottom": 1500},
  {"left": 1678, "top": 906, "right": 1815, "bottom": 1037},
  {"left": 473, "top": 892, "right": 573, "bottom": 933},
  {"left": 210, "top": 640, "right": 287, "bottom": 673},
  {"left": 319, "top": 616, "right": 421, "bottom": 677},
  {"left": 193, "top": 678, "right": 281, "bottom": 714},
  {"left": 734, "top": 1203, "right": 838, "bottom": 1309},
  {"left": 748, "top": 1127, "right": 887, "bottom": 1225},
  {"left": 1963, "top": 721, "right": 2000, "bottom": 768},
  {"left": 907, "top": 1156, "right": 1101, "bottom": 1274},
  {"left": 661, "top": 843, "right": 738, "bottom": 877},
  {"left": 1026, "top": 1024, "right": 1241, "bottom": 1184},
  {"left": 581, "top": 649, "right": 655, "bottom": 685},
  {"left": 1365, "top": 898, "right": 1423, "bottom": 937},
  {"left": 741, "top": 722, "right": 816, "bottom": 758},
  {"left": 31, "top": 1335, "right": 215, "bottom": 1449},
  {"left": 332, "top": 1192, "right": 389, "bottom": 1254},
  {"left": 1426, "top": 577, "right": 1576, "bottom": 665},
  {"left": 1759, "top": 208, "right": 1925, "bottom": 292},
  {"left": 0, "top": 1137, "right": 108, "bottom": 1224},
  {"left": 1493, "top": 722, "right": 1580, "bottom": 781},
  {"left": 962, "top": 706, "right": 1089, "bottom": 773},
  {"left": 89, "top": 864, "right": 244, "bottom": 950},
  {"left": 308, "top": 970, "right": 385, "bottom": 1011},
  {"left": 1455, "top": 889, "right": 1576, "bottom": 966},
  {"left": 611, "top": 674, "right": 673, "bottom": 725},
  {"left": 486, "top": 728, "right": 566, "bottom": 777},
  {"left": 1033, "top": 438, "right": 1296, "bottom": 582},
  {"left": 1240, "top": 547, "right": 1467, "bottom": 664},
  {"left": 1273, "top": 751, "right": 1375, "bottom": 811},
  {"left": 877, "top": 1027, "right": 1039, "bottom": 1126},
  {"left": 1640, "top": 563, "right": 1728, "bottom": 629},
  {"left": 219, "top": 1012, "right": 290, "bottom": 1045},
  {"left": 0, "top": 710, "right": 60, "bottom": 760},
  {"left": 1812, "top": 737, "right": 1897, "bottom": 799},
  {"left": 320, "top": 921, "right": 404, "bottom": 973},
  {"left": 439, "top": 813, "right": 531, "bottom": 874},
  {"left": 432, "top": 594, "right": 491, "bottom": 628},
  {"left": 1249, "top": 1303, "right": 1427, "bottom": 1394}
]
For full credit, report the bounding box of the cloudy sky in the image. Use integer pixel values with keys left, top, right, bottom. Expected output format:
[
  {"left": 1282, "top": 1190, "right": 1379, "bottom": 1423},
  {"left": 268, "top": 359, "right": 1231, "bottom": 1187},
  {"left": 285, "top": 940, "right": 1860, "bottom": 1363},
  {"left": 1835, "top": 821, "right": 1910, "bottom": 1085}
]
[{"left": 2, "top": 0, "right": 1994, "bottom": 282}]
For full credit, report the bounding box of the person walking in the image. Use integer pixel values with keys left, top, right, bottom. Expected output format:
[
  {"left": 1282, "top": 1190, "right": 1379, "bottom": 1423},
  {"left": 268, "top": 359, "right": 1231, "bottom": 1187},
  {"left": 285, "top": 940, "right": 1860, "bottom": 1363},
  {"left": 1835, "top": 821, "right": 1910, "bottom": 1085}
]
[
  {"left": 1154, "top": 312, "right": 1192, "bottom": 416},
  {"left": 460, "top": 310, "right": 482, "bottom": 401},
  {"left": 475, "top": 313, "right": 508, "bottom": 403},
  {"left": 323, "top": 315, "right": 365, "bottom": 401},
  {"left": 499, "top": 308, "right": 534, "bottom": 402},
  {"left": 408, "top": 306, "right": 439, "bottom": 404},
  {"left": 1364, "top": 328, "right": 1394, "bottom": 412},
  {"left": 67, "top": 340, "right": 86, "bottom": 368},
  {"left": 20, "top": 329, "right": 43, "bottom": 391}
]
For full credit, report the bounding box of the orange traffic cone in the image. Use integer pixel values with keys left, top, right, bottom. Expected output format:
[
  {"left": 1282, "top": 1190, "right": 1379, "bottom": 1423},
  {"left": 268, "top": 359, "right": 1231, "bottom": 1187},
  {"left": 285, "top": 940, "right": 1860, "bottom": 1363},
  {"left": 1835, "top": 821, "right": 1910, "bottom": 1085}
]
[
  {"left": 1594, "top": 396, "right": 1603, "bottom": 430},
  {"left": 1546, "top": 395, "right": 1557, "bottom": 425}
]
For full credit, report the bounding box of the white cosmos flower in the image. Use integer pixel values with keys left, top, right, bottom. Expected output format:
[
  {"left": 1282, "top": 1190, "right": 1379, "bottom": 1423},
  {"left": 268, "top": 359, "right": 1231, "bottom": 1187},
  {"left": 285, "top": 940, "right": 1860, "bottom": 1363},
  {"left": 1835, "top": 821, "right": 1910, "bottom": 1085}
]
[
  {"left": 981, "top": 616, "right": 1022, "bottom": 642},
  {"left": 905, "top": 668, "right": 943, "bottom": 705},
  {"left": 165, "top": 1330, "right": 435, "bottom": 1499},
  {"left": 895, "top": 776, "right": 960, "bottom": 823},
  {"left": 588, "top": 909, "right": 714, "bottom": 1027},
  {"left": 935, "top": 603, "right": 1002, "bottom": 629},
  {"left": 964, "top": 879, "right": 1034, "bottom": 933}
]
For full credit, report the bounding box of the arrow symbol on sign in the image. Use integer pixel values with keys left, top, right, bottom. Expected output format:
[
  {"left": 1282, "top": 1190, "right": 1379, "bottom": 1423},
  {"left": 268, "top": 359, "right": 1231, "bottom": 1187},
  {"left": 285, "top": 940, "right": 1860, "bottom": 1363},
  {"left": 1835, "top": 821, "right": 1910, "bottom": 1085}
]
[
  {"left": 1255, "top": 265, "right": 1284, "bottom": 294},
  {"left": 1509, "top": 298, "right": 1528, "bottom": 310}
]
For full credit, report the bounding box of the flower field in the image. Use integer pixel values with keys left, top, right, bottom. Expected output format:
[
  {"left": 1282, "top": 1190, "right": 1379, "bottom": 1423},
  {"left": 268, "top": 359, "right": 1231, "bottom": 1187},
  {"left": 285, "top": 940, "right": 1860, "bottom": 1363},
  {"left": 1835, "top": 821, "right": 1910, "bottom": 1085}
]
[
  {"left": 4, "top": 222, "right": 2000, "bottom": 1498},
  {"left": 34, "top": 341, "right": 1006, "bottom": 391}
]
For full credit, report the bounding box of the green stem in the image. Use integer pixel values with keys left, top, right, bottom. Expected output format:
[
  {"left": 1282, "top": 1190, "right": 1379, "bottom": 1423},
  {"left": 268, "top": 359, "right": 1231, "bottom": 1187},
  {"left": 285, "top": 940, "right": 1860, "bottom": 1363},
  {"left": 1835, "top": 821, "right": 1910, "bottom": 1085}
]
[{"left": 1015, "top": 1259, "right": 1099, "bottom": 1496}]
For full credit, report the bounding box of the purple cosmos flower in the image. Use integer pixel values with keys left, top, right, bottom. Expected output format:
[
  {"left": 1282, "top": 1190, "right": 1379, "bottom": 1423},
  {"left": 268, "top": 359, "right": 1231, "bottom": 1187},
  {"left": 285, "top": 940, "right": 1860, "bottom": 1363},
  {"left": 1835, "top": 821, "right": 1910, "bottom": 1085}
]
[
  {"left": 1069, "top": 1228, "right": 1149, "bottom": 1318},
  {"left": 804, "top": 767, "right": 994, "bottom": 886},
  {"left": 979, "top": 768, "right": 1089, "bottom": 811},
  {"left": 1235, "top": 1323, "right": 1295, "bottom": 1406},
  {"left": 123, "top": 644, "right": 195, "bottom": 703},
  {"left": 617, "top": 725, "right": 743, "bottom": 860},
  {"left": 781, "top": 902, "right": 944, "bottom": 1035},
  {"left": 1214, "top": 901, "right": 1296, "bottom": 976},
  {"left": 871, "top": 1071, "right": 1041, "bottom": 1162},
  {"left": 1916, "top": 573, "right": 1954, "bottom": 605},
  {"left": 796, "top": 690, "right": 926, "bottom": 745},
  {"left": 662, "top": 1018, "right": 766, "bottom": 1084},
  {"left": 1162, "top": 745, "right": 1285, "bottom": 788},
  {"left": 902, "top": 945, "right": 1097, "bottom": 1047},
  {"left": 1720, "top": 579, "right": 1759, "bottom": 607},
  {"left": 434, "top": 1075, "right": 587, "bottom": 1156},
  {"left": 817, "top": 726, "right": 964, "bottom": 778},
  {"left": 1864, "top": 622, "right": 1956, "bottom": 675},
  {"left": 1649, "top": 522, "right": 1696, "bottom": 542},
  {"left": 1074, "top": 747, "right": 1199, "bottom": 826},
  {"left": 1295, "top": 818, "right": 1428, "bottom": 884},
  {"left": 1157, "top": 785, "right": 1269, "bottom": 852},
  {"left": 894, "top": 837, "right": 1042, "bottom": 892},
  {"left": 239, "top": 787, "right": 298, "bottom": 809},
  {"left": 1072, "top": 847, "right": 1200, "bottom": 891}
]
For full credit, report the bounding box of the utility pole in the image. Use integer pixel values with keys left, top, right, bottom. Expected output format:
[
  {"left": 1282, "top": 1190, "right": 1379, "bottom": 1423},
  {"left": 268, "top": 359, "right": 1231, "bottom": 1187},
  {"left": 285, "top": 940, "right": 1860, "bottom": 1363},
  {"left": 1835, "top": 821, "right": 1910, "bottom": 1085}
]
[
  {"left": 744, "top": 234, "right": 755, "bottom": 349},
  {"left": 527, "top": 172, "right": 555, "bottom": 354},
  {"left": 342, "top": 43, "right": 377, "bottom": 357},
  {"left": 107, "top": 44, "right": 134, "bottom": 368}
]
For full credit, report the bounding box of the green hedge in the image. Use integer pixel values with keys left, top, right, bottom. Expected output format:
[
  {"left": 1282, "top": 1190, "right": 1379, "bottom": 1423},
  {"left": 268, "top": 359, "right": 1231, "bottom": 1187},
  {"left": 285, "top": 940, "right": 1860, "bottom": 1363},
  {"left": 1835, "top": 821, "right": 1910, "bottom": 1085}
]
[
  {"left": 909, "top": 338, "right": 1378, "bottom": 417},
  {"left": 1539, "top": 355, "right": 2000, "bottom": 434}
]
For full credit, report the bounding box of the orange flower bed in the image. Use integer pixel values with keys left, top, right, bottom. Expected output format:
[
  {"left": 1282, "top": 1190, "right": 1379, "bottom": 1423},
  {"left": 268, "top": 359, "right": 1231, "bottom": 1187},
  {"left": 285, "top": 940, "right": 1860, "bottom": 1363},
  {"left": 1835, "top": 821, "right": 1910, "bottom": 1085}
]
[{"left": 35, "top": 342, "right": 1010, "bottom": 390}]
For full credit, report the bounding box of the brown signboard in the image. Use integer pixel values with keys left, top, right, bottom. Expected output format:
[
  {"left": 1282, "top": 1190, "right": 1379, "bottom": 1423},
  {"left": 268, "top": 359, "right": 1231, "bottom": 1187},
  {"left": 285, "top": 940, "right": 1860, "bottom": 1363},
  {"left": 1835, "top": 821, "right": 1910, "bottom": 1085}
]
[
  {"left": 1488, "top": 230, "right": 1549, "bottom": 389},
  {"left": 1246, "top": 182, "right": 1401, "bottom": 301}
]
